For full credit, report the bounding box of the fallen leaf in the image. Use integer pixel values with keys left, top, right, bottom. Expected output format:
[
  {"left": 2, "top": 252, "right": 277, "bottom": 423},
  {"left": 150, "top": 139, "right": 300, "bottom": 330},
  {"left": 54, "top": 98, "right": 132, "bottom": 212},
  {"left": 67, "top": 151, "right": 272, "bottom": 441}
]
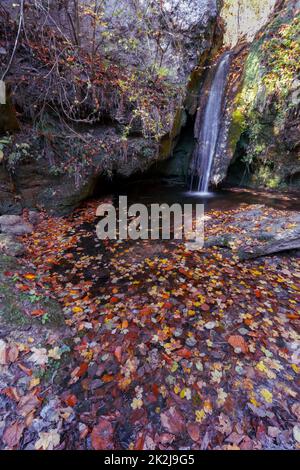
[
  {"left": 0, "top": 339, "right": 7, "bottom": 365},
  {"left": 217, "top": 413, "right": 233, "bottom": 435},
  {"left": 187, "top": 423, "right": 200, "bottom": 442},
  {"left": 31, "top": 309, "right": 45, "bottom": 317},
  {"left": 161, "top": 407, "right": 185, "bottom": 435},
  {"left": 35, "top": 430, "right": 60, "bottom": 450},
  {"left": 260, "top": 388, "right": 273, "bottom": 404},
  {"left": 293, "top": 425, "right": 300, "bottom": 443},
  {"left": 228, "top": 335, "right": 248, "bottom": 354},
  {"left": 114, "top": 346, "right": 122, "bottom": 363},
  {"left": 28, "top": 347, "right": 48, "bottom": 366},
  {"left": 91, "top": 417, "right": 114, "bottom": 450},
  {"left": 17, "top": 393, "right": 40, "bottom": 417},
  {"left": 3, "top": 422, "right": 25, "bottom": 448}
]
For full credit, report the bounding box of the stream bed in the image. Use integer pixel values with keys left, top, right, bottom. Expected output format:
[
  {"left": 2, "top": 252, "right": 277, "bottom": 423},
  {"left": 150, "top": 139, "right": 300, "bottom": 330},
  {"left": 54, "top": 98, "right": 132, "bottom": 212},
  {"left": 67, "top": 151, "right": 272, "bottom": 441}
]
[{"left": 1, "top": 183, "right": 299, "bottom": 450}]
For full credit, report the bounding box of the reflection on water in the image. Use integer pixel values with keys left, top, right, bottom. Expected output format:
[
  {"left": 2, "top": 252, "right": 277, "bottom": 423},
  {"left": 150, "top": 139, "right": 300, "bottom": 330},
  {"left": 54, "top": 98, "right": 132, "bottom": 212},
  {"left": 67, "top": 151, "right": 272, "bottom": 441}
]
[{"left": 113, "top": 181, "right": 300, "bottom": 212}]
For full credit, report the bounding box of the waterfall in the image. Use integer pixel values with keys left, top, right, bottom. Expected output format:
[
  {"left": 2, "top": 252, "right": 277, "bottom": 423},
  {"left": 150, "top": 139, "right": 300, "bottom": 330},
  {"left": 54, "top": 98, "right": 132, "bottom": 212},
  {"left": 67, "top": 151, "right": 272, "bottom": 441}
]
[{"left": 190, "top": 52, "right": 231, "bottom": 193}]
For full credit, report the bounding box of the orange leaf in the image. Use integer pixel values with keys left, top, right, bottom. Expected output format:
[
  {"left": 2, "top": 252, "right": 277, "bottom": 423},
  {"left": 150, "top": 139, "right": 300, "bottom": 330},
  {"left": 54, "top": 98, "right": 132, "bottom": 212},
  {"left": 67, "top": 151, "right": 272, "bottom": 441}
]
[
  {"left": 24, "top": 273, "right": 36, "bottom": 280},
  {"left": 114, "top": 346, "right": 122, "bottom": 363},
  {"left": 91, "top": 417, "right": 114, "bottom": 450},
  {"left": 31, "top": 309, "right": 45, "bottom": 317},
  {"left": 102, "top": 374, "right": 114, "bottom": 383},
  {"left": 177, "top": 348, "right": 192, "bottom": 359},
  {"left": 64, "top": 394, "right": 77, "bottom": 407},
  {"left": 228, "top": 335, "right": 248, "bottom": 354}
]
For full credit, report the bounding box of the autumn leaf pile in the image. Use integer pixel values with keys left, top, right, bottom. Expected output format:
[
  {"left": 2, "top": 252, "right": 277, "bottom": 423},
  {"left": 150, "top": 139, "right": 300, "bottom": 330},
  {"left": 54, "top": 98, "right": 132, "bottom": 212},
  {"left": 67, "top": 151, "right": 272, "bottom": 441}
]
[{"left": 0, "top": 200, "right": 299, "bottom": 450}]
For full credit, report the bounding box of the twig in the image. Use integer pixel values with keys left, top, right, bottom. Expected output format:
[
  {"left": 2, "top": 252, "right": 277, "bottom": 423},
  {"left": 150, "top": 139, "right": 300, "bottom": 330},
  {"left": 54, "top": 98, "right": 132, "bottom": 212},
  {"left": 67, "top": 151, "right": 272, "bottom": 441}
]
[{"left": 1, "top": 0, "right": 24, "bottom": 81}]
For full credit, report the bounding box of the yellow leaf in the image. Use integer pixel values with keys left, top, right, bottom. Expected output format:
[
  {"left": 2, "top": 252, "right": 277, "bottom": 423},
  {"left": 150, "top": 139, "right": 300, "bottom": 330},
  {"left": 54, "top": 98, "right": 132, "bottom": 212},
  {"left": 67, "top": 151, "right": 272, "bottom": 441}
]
[
  {"left": 73, "top": 306, "right": 83, "bottom": 313},
  {"left": 195, "top": 409, "right": 206, "bottom": 423},
  {"left": 260, "top": 388, "right": 273, "bottom": 403},
  {"left": 29, "top": 377, "right": 40, "bottom": 389}
]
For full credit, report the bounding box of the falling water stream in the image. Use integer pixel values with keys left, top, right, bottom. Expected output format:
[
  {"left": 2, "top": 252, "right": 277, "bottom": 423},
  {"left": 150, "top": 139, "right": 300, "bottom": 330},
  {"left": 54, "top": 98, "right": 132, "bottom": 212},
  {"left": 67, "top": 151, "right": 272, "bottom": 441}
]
[{"left": 190, "top": 52, "right": 232, "bottom": 194}]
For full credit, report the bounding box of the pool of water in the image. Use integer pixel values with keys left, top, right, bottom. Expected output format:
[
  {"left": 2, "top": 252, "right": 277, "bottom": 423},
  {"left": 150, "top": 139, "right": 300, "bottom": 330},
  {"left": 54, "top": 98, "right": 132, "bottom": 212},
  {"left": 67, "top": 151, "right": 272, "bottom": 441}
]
[{"left": 112, "top": 180, "right": 300, "bottom": 212}]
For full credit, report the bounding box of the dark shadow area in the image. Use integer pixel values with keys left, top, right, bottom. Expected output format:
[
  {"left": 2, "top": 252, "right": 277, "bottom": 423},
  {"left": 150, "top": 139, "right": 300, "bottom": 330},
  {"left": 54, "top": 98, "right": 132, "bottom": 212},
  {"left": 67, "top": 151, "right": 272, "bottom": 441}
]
[{"left": 225, "top": 131, "right": 251, "bottom": 187}]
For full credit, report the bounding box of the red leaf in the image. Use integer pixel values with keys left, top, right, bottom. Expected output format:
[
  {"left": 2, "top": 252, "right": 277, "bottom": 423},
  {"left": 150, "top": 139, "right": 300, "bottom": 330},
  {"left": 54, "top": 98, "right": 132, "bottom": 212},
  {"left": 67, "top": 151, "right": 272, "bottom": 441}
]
[
  {"left": 31, "top": 309, "right": 45, "bottom": 317},
  {"left": 91, "top": 417, "right": 114, "bottom": 450},
  {"left": 77, "top": 362, "right": 88, "bottom": 378},
  {"left": 177, "top": 348, "right": 192, "bottom": 359},
  {"left": 160, "top": 407, "right": 186, "bottom": 435},
  {"left": 152, "top": 383, "right": 159, "bottom": 399},
  {"left": 64, "top": 394, "right": 77, "bottom": 407},
  {"left": 228, "top": 335, "right": 248, "bottom": 354}
]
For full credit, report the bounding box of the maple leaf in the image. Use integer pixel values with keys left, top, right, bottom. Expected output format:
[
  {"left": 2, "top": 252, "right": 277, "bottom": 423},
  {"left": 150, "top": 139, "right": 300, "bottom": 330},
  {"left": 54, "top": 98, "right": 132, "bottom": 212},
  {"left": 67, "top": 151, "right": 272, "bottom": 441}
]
[
  {"left": 131, "top": 397, "right": 143, "bottom": 410},
  {"left": 228, "top": 335, "right": 248, "bottom": 354},
  {"left": 260, "top": 388, "right": 273, "bottom": 403},
  {"left": 28, "top": 347, "right": 48, "bottom": 366},
  {"left": 48, "top": 347, "right": 62, "bottom": 360},
  {"left": 35, "top": 430, "right": 60, "bottom": 450},
  {"left": 195, "top": 409, "right": 206, "bottom": 423},
  {"left": 160, "top": 407, "right": 185, "bottom": 435},
  {"left": 91, "top": 417, "right": 114, "bottom": 450}
]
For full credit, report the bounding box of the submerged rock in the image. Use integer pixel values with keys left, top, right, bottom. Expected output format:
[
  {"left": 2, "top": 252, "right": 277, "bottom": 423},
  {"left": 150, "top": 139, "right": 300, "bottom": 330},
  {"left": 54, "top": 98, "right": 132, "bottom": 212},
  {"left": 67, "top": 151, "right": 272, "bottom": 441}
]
[{"left": 0, "top": 234, "right": 25, "bottom": 257}]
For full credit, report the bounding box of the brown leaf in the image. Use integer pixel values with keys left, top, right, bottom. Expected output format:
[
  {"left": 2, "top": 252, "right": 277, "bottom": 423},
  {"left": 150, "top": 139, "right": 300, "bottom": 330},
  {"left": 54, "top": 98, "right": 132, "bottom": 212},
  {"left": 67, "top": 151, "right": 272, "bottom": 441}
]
[
  {"left": 201, "top": 303, "right": 210, "bottom": 312},
  {"left": 91, "top": 417, "right": 114, "bottom": 450},
  {"left": 3, "top": 421, "right": 25, "bottom": 448},
  {"left": 217, "top": 413, "right": 233, "bottom": 436},
  {"left": 291, "top": 403, "right": 300, "bottom": 420},
  {"left": 160, "top": 407, "right": 185, "bottom": 435},
  {"left": 226, "top": 432, "right": 245, "bottom": 445},
  {"left": 17, "top": 393, "right": 40, "bottom": 417},
  {"left": 7, "top": 344, "right": 19, "bottom": 363},
  {"left": 187, "top": 423, "right": 200, "bottom": 442},
  {"left": 228, "top": 335, "right": 248, "bottom": 354},
  {"left": 0, "top": 339, "right": 7, "bottom": 365},
  {"left": 157, "top": 433, "right": 176, "bottom": 445}
]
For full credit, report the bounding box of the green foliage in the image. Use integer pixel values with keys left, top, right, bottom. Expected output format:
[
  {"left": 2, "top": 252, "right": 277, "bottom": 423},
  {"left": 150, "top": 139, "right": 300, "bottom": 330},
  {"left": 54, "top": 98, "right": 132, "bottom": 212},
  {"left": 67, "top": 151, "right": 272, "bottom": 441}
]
[
  {"left": 0, "top": 136, "right": 30, "bottom": 173},
  {"left": 229, "top": 8, "right": 300, "bottom": 187}
]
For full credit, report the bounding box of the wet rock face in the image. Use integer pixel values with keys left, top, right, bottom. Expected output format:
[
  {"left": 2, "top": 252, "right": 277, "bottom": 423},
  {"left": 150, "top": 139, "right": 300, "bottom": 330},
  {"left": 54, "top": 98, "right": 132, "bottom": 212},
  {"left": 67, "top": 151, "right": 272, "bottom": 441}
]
[
  {"left": 0, "top": 1, "right": 222, "bottom": 215},
  {"left": 222, "top": 0, "right": 300, "bottom": 190}
]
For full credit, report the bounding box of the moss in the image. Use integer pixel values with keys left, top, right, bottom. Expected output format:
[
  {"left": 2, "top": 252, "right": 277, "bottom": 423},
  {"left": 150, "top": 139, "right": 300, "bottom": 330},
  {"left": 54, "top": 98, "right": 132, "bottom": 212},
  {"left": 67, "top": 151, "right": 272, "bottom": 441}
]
[
  {"left": 227, "top": 8, "right": 300, "bottom": 189},
  {"left": 228, "top": 107, "right": 246, "bottom": 151},
  {"left": 0, "top": 254, "right": 63, "bottom": 328},
  {"left": 159, "top": 108, "right": 186, "bottom": 160}
]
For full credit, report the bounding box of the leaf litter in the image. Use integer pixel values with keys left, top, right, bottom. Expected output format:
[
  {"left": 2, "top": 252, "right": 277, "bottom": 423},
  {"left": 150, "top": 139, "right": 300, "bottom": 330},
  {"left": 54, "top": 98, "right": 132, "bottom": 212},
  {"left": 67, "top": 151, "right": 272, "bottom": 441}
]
[{"left": 0, "top": 199, "right": 299, "bottom": 450}]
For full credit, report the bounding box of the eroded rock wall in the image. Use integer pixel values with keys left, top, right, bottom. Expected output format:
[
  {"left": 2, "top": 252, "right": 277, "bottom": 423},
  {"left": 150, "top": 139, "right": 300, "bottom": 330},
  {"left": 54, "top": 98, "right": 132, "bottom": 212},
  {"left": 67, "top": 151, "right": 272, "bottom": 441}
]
[{"left": 222, "top": 0, "right": 300, "bottom": 190}]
